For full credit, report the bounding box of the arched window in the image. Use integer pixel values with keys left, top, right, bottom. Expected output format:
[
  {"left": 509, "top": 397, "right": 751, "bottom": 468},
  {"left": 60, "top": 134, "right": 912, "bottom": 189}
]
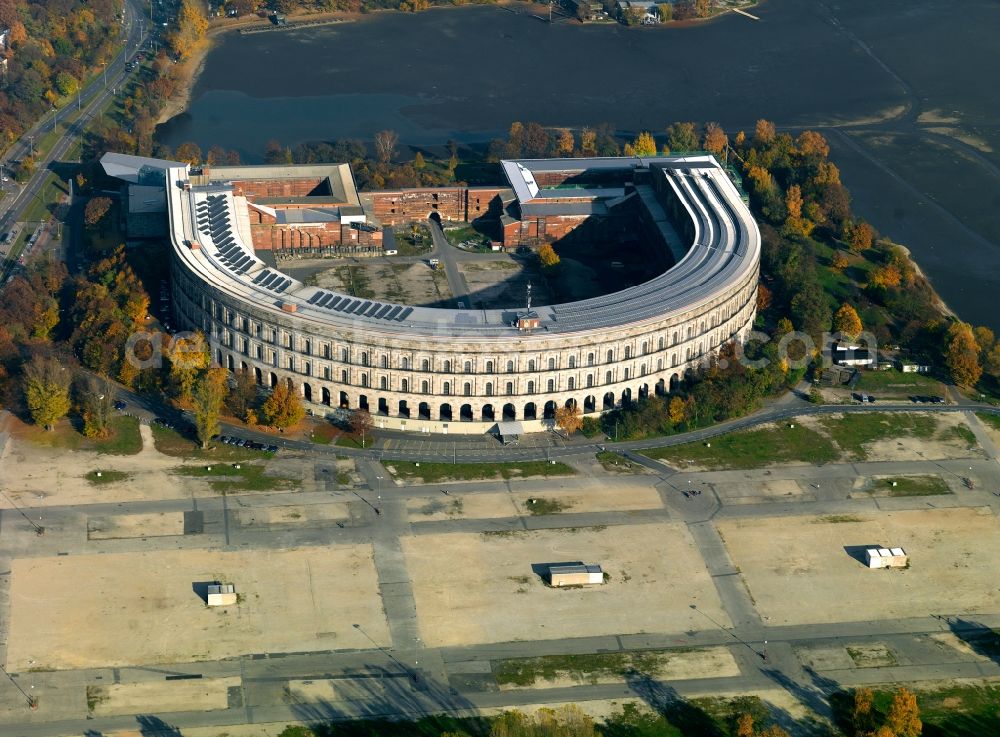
[
  {"left": 625, "top": 346, "right": 632, "bottom": 359},
  {"left": 402, "top": 356, "right": 410, "bottom": 370},
  {"left": 464, "top": 382, "right": 472, "bottom": 396},
  {"left": 605, "top": 370, "right": 613, "bottom": 384},
  {"left": 548, "top": 357, "right": 556, "bottom": 370},
  {"left": 380, "top": 376, "right": 388, "bottom": 390},
  {"left": 486, "top": 360, "right": 494, "bottom": 373},
  {"left": 506, "top": 381, "right": 514, "bottom": 395},
  {"left": 361, "top": 374, "right": 369, "bottom": 388},
  {"left": 380, "top": 355, "right": 388, "bottom": 368},
  {"left": 506, "top": 360, "right": 514, "bottom": 373},
  {"left": 444, "top": 360, "right": 452, "bottom": 373},
  {"left": 547, "top": 378, "right": 555, "bottom": 392},
  {"left": 586, "top": 374, "right": 594, "bottom": 387},
  {"left": 421, "top": 380, "right": 429, "bottom": 394},
  {"left": 607, "top": 349, "right": 614, "bottom": 362},
  {"left": 641, "top": 342, "right": 648, "bottom": 355},
  {"left": 658, "top": 337, "right": 665, "bottom": 350},
  {"left": 672, "top": 332, "right": 678, "bottom": 346},
  {"left": 361, "top": 352, "right": 369, "bottom": 367},
  {"left": 568, "top": 356, "right": 576, "bottom": 369},
  {"left": 341, "top": 348, "right": 350, "bottom": 363},
  {"left": 443, "top": 381, "right": 451, "bottom": 396},
  {"left": 421, "top": 358, "right": 430, "bottom": 372},
  {"left": 401, "top": 378, "right": 409, "bottom": 392},
  {"left": 341, "top": 369, "right": 349, "bottom": 383},
  {"left": 568, "top": 377, "right": 575, "bottom": 390},
  {"left": 528, "top": 359, "right": 536, "bottom": 371},
  {"left": 624, "top": 368, "right": 630, "bottom": 380},
  {"left": 486, "top": 382, "right": 494, "bottom": 396},
  {"left": 528, "top": 380, "right": 535, "bottom": 394},
  {"left": 587, "top": 352, "right": 595, "bottom": 366},
  {"left": 304, "top": 339, "right": 311, "bottom": 355},
  {"left": 464, "top": 361, "right": 472, "bottom": 373}
]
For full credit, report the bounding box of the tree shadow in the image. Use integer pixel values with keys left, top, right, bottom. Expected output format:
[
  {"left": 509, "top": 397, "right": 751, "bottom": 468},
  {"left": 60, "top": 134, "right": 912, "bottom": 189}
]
[
  {"left": 136, "top": 715, "right": 183, "bottom": 736},
  {"left": 624, "top": 672, "right": 722, "bottom": 737},
  {"left": 290, "top": 662, "right": 489, "bottom": 737},
  {"left": 760, "top": 666, "right": 836, "bottom": 720},
  {"left": 946, "top": 616, "right": 1000, "bottom": 664}
]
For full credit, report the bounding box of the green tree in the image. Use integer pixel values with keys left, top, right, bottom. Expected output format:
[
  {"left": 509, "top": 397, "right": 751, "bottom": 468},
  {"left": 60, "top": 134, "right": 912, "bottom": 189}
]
[
  {"left": 192, "top": 368, "right": 228, "bottom": 449},
  {"left": 657, "top": 2, "right": 672, "bottom": 21},
  {"left": 262, "top": 379, "right": 305, "bottom": 428},
  {"left": 413, "top": 151, "right": 426, "bottom": 170},
  {"left": 666, "top": 121, "right": 698, "bottom": 151},
  {"left": 167, "top": 332, "right": 209, "bottom": 402},
  {"left": 24, "top": 356, "right": 72, "bottom": 431}
]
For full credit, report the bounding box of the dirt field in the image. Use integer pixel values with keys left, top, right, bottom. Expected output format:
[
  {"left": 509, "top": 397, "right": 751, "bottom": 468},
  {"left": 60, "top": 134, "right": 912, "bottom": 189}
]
[
  {"left": 89, "top": 677, "right": 240, "bottom": 716},
  {"left": 402, "top": 523, "right": 729, "bottom": 648},
  {"left": 717, "top": 508, "right": 1000, "bottom": 626},
  {"left": 406, "top": 485, "right": 663, "bottom": 522},
  {"left": 6, "top": 545, "right": 388, "bottom": 670},
  {"left": 88, "top": 512, "right": 186, "bottom": 540},
  {"left": 309, "top": 260, "right": 452, "bottom": 306},
  {"left": 238, "top": 501, "right": 350, "bottom": 526},
  {"left": 459, "top": 259, "right": 553, "bottom": 309}
]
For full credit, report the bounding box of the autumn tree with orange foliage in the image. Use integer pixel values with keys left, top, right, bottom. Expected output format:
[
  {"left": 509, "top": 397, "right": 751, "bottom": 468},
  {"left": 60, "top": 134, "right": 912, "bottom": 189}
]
[
  {"left": 850, "top": 221, "right": 876, "bottom": 253},
  {"left": 945, "top": 322, "right": 982, "bottom": 386},
  {"left": 703, "top": 122, "right": 728, "bottom": 155},
  {"left": 833, "top": 303, "right": 863, "bottom": 339}
]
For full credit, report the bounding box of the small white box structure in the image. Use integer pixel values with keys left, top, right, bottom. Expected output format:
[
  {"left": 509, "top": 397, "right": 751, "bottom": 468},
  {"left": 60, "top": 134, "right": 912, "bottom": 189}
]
[
  {"left": 549, "top": 564, "right": 604, "bottom": 587},
  {"left": 865, "top": 547, "right": 908, "bottom": 569},
  {"left": 206, "top": 584, "right": 237, "bottom": 606}
]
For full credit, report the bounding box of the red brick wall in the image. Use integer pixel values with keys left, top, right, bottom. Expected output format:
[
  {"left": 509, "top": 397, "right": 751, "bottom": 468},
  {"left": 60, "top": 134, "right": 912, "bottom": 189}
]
[{"left": 230, "top": 178, "right": 329, "bottom": 199}]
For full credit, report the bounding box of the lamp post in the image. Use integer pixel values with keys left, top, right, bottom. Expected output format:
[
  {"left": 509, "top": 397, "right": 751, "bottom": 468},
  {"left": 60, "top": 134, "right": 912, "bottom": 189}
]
[{"left": 0, "top": 664, "right": 37, "bottom": 709}]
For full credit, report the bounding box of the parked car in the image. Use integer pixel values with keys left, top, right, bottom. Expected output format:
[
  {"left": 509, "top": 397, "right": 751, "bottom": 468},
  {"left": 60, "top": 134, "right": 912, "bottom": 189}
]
[{"left": 114, "top": 400, "right": 127, "bottom": 411}]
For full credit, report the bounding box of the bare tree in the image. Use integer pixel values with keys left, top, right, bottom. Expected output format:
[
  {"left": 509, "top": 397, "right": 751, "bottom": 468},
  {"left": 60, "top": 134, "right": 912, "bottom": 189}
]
[
  {"left": 78, "top": 374, "right": 116, "bottom": 438},
  {"left": 349, "top": 409, "right": 374, "bottom": 448},
  {"left": 374, "top": 129, "right": 399, "bottom": 165}
]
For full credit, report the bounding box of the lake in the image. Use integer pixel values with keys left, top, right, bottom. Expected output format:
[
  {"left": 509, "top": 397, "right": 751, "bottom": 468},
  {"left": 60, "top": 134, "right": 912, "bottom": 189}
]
[{"left": 157, "top": 0, "right": 1000, "bottom": 329}]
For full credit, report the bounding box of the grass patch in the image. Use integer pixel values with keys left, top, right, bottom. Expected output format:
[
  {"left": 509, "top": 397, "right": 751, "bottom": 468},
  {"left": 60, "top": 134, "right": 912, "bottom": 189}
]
[
  {"left": 855, "top": 369, "right": 946, "bottom": 397},
  {"left": 815, "top": 515, "right": 863, "bottom": 524},
  {"left": 335, "top": 433, "right": 373, "bottom": 449},
  {"left": 872, "top": 475, "right": 951, "bottom": 496},
  {"left": 173, "top": 463, "right": 296, "bottom": 493},
  {"left": 832, "top": 683, "right": 1000, "bottom": 737},
  {"left": 523, "top": 497, "right": 569, "bottom": 515},
  {"left": 976, "top": 412, "right": 1000, "bottom": 432},
  {"left": 945, "top": 424, "right": 978, "bottom": 446},
  {"left": 818, "top": 412, "right": 937, "bottom": 460},
  {"left": 494, "top": 649, "right": 698, "bottom": 687},
  {"left": 443, "top": 223, "right": 490, "bottom": 250},
  {"left": 388, "top": 460, "right": 576, "bottom": 483},
  {"left": 392, "top": 224, "right": 432, "bottom": 256},
  {"left": 418, "top": 498, "right": 464, "bottom": 516},
  {"left": 310, "top": 423, "right": 338, "bottom": 445},
  {"left": 596, "top": 450, "right": 641, "bottom": 473},
  {"left": 24, "top": 415, "right": 142, "bottom": 455},
  {"left": 84, "top": 470, "right": 131, "bottom": 485},
  {"left": 641, "top": 424, "right": 837, "bottom": 470},
  {"left": 151, "top": 424, "right": 267, "bottom": 461}
]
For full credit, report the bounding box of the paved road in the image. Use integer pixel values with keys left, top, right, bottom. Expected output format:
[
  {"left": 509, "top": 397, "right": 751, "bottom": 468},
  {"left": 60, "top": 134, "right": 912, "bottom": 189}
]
[{"left": 0, "top": 0, "right": 149, "bottom": 283}]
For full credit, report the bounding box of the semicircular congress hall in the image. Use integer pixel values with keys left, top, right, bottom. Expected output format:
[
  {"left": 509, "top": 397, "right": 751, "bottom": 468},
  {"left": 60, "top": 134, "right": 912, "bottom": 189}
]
[{"left": 102, "top": 152, "right": 760, "bottom": 434}]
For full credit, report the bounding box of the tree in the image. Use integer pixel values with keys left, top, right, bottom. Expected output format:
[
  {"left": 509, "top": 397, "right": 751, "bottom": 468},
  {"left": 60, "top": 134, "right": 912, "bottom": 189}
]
[
  {"left": 885, "top": 687, "right": 921, "bottom": 737},
  {"left": 703, "top": 122, "right": 728, "bottom": 155},
  {"left": 754, "top": 119, "right": 776, "bottom": 146},
  {"left": 796, "top": 129, "right": 830, "bottom": 159},
  {"left": 228, "top": 367, "right": 258, "bottom": 421},
  {"left": 538, "top": 243, "right": 560, "bottom": 267},
  {"left": 413, "top": 151, "right": 426, "bottom": 170},
  {"left": 84, "top": 196, "right": 113, "bottom": 228},
  {"left": 666, "top": 121, "right": 698, "bottom": 151},
  {"left": 554, "top": 128, "right": 575, "bottom": 157},
  {"left": 833, "top": 303, "right": 863, "bottom": 339},
  {"left": 579, "top": 128, "right": 597, "bottom": 156},
  {"left": 668, "top": 395, "right": 687, "bottom": 425},
  {"left": 851, "top": 687, "right": 876, "bottom": 736},
  {"left": 78, "top": 374, "right": 115, "bottom": 438},
  {"left": 262, "top": 379, "right": 305, "bottom": 428},
  {"left": 374, "top": 129, "right": 399, "bottom": 165},
  {"left": 24, "top": 355, "right": 72, "bottom": 431},
  {"left": 756, "top": 283, "right": 772, "bottom": 311},
  {"left": 985, "top": 342, "right": 1000, "bottom": 377},
  {"left": 945, "top": 322, "right": 982, "bottom": 386},
  {"left": 554, "top": 404, "right": 583, "bottom": 436},
  {"left": 166, "top": 332, "right": 209, "bottom": 402},
  {"left": 657, "top": 2, "right": 672, "bottom": 21},
  {"left": 831, "top": 251, "right": 850, "bottom": 270},
  {"left": 349, "top": 409, "right": 373, "bottom": 447},
  {"left": 174, "top": 141, "right": 202, "bottom": 166},
  {"left": 627, "top": 131, "right": 657, "bottom": 157},
  {"left": 869, "top": 263, "right": 902, "bottom": 290},
  {"left": 192, "top": 368, "right": 228, "bottom": 449},
  {"left": 973, "top": 326, "right": 995, "bottom": 359},
  {"left": 850, "top": 221, "right": 876, "bottom": 253}
]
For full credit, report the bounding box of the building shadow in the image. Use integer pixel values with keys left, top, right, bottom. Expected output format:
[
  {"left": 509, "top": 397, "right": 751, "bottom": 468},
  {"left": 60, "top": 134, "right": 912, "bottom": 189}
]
[
  {"left": 191, "top": 580, "right": 217, "bottom": 604},
  {"left": 136, "top": 715, "right": 183, "bottom": 736},
  {"left": 843, "top": 544, "right": 881, "bottom": 566},
  {"left": 290, "top": 662, "right": 487, "bottom": 736}
]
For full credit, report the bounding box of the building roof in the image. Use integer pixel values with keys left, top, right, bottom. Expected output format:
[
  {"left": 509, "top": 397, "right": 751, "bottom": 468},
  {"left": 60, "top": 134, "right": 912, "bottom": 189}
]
[
  {"left": 133, "top": 154, "right": 759, "bottom": 341},
  {"left": 127, "top": 184, "right": 167, "bottom": 214},
  {"left": 101, "top": 152, "right": 186, "bottom": 184},
  {"left": 207, "top": 163, "right": 361, "bottom": 208},
  {"left": 549, "top": 564, "right": 603, "bottom": 575}
]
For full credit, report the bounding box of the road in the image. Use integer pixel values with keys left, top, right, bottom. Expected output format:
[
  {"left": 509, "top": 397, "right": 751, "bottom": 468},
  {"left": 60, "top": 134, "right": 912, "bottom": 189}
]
[{"left": 0, "top": 0, "right": 150, "bottom": 284}]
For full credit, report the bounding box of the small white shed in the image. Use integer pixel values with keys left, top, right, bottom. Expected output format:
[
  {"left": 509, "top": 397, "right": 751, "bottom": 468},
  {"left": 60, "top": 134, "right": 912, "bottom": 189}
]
[
  {"left": 865, "top": 547, "right": 908, "bottom": 569},
  {"left": 207, "top": 583, "right": 237, "bottom": 606},
  {"left": 549, "top": 564, "right": 604, "bottom": 587}
]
